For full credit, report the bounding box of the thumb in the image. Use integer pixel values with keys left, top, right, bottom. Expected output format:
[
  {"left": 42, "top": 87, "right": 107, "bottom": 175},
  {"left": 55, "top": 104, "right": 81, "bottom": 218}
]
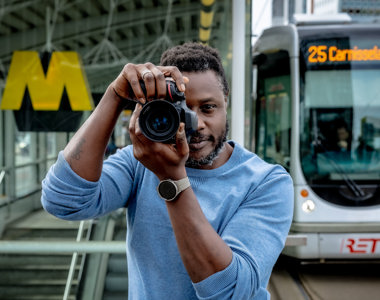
[{"left": 176, "top": 123, "right": 188, "bottom": 154}]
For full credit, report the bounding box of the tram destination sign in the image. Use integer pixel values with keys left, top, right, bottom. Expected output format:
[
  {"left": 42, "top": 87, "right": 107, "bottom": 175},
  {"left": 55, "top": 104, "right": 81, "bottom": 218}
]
[
  {"left": 301, "top": 37, "right": 380, "bottom": 69},
  {"left": 308, "top": 45, "right": 380, "bottom": 64}
]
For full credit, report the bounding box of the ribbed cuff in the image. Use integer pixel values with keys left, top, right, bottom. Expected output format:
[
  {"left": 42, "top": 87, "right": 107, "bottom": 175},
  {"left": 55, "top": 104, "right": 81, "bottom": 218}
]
[{"left": 193, "top": 254, "right": 237, "bottom": 298}]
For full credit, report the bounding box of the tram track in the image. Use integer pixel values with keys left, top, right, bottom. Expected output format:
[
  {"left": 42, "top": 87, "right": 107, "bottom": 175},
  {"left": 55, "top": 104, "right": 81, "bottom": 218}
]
[
  {"left": 269, "top": 257, "right": 310, "bottom": 300},
  {"left": 269, "top": 256, "right": 380, "bottom": 300}
]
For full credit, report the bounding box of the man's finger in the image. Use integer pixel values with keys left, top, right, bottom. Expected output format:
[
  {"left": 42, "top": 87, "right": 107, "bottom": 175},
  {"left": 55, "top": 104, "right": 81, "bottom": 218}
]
[
  {"left": 175, "top": 123, "right": 189, "bottom": 155},
  {"left": 129, "top": 104, "right": 142, "bottom": 139}
]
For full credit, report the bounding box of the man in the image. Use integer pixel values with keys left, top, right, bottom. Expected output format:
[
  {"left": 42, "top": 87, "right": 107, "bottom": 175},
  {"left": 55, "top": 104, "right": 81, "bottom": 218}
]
[
  {"left": 42, "top": 43, "right": 293, "bottom": 299},
  {"left": 335, "top": 120, "right": 351, "bottom": 152}
]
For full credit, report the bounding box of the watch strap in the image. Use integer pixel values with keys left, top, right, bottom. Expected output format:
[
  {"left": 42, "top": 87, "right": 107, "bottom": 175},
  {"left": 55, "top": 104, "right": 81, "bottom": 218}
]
[{"left": 174, "top": 177, "right": 191, "bottom": 193}]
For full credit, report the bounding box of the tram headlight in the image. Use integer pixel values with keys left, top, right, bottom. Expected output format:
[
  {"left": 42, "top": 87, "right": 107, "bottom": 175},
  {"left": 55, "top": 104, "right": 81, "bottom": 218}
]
[{"left": 302, "top": 199, "right": 315, "bottom": 213}]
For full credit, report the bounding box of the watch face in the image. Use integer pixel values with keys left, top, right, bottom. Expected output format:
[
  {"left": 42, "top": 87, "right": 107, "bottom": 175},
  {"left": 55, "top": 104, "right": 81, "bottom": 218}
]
[{"left": 158, "top": 180, "right": 177, "bottom": 200}]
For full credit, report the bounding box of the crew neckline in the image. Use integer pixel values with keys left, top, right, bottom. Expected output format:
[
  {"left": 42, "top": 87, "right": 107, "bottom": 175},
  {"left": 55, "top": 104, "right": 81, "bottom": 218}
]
[{"left": 185, "top": 141, "right": 241, "bottom": 178}]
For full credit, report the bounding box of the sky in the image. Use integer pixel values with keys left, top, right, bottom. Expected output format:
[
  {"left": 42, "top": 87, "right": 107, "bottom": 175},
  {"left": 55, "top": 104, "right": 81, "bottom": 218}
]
[{"left": 251, "top": 0, "right": 272, "bottom": 44}]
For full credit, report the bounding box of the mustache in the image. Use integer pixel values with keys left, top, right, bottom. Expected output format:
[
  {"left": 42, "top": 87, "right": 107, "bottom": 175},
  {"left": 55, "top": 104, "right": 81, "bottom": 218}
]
[{"left": 189, "top": 131, "right": 214, "bottom": 143}]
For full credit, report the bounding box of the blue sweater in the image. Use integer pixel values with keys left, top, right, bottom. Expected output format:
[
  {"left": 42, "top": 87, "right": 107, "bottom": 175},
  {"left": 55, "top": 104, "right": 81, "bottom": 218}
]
[{"left": 41, "top": 141, "right": 293, "bottom": 299}]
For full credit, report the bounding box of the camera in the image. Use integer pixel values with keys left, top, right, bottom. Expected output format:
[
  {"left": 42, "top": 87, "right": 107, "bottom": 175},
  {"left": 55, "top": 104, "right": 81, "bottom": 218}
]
[{"left": 138, "top": 80, "right": 198, "bottom": 143}]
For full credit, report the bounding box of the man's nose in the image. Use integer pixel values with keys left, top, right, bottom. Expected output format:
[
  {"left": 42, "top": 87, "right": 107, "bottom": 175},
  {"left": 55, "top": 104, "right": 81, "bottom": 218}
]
[{"left": 196, "top": 115, "right": 206, "bottom": 130}]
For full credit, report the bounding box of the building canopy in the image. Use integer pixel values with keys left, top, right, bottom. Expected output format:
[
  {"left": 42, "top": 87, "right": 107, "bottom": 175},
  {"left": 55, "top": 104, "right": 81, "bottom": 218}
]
[{"left": 0, "top": 0, "right": 233, "bottom": 94}]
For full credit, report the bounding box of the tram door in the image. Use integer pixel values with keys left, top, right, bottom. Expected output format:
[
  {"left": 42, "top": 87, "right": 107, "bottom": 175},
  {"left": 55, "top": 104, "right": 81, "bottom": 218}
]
[{"left": 252, "top": 50, "right": 292, "bottom": 171}]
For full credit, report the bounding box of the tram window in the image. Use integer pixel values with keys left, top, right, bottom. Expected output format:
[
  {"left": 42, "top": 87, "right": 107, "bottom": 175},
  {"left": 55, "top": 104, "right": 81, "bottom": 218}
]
[
  {"left": 254, "top": 50, "right": 292, "bottom": 169},
  {"left": 300, "top": 68, "right": 380, "bottom": 182},
  {"left": 311, "top": 109, "right": 353, "bottom": 152}
]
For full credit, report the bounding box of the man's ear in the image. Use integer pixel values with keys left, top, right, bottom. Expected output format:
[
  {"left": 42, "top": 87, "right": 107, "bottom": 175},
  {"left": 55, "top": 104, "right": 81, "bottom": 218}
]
[{"left": 224, "top": 94, "right": 229, "bottom": 108}]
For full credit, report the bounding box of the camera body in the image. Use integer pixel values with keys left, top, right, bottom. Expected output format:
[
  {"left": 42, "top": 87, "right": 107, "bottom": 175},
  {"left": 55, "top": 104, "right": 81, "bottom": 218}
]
[{"left": 139, "top": 80, "right": 198, "bottom": 143}]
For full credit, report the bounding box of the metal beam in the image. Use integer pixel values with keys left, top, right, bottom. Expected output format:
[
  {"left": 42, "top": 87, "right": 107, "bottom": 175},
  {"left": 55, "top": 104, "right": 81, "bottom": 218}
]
[
  {"left": 0, "top": 4, "right": 199, "bottom": 59},
  {"left": 231, "top": 0, "right": 245, "bottom": 145}
]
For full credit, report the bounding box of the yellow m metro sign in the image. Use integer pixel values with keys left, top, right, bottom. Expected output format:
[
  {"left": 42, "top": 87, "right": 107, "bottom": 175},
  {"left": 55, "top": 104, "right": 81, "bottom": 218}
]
[{"left": 1, "top": 51, "right": 94, "bottom": 131}]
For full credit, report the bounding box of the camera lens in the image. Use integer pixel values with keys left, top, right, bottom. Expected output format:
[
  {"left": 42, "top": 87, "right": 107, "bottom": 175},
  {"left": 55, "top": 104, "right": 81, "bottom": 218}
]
[
  {"left": 139, "top": 100, "right": 180, "bottom": 142},
  {"left": 150, "top": 114, "right": 170, "bottom": 132}
]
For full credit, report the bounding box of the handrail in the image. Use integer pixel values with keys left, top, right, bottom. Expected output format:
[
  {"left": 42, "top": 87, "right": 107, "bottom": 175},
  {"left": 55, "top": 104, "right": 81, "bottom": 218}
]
[
  {"left": 0, "top": 240, "right": 126, "bottom": 254},
  {"left": 0, "top": 235, "right": 304, "bottom": 254},
  {"left": 0, "top": 156, "right": 55, "bottom": 173},
  {"left": 0, "top": 234, "right": 304, "bottom": 298},
  {"left": 63, "top": 220, "right": 92, "bottom": 300},
  {"left": 0, "top": 169, "right": 11, "bottom": 220},
  {"left": 76, "top": 220, "right": 94, "bottom": 291}
]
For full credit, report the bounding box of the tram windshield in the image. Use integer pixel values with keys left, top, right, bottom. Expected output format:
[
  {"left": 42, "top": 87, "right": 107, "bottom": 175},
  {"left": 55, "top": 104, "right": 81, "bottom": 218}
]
[{"left": 299, "top": 32, "right": 380, "bottom": 205}]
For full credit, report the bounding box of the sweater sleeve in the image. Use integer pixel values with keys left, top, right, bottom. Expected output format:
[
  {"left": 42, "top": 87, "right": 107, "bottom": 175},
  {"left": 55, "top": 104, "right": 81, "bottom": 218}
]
[
  {"left": 41, "top": 147, "right": 136, "bottom": 220},
  {"left": 193, "top": 167, "right": 294, "bottom": 300}
]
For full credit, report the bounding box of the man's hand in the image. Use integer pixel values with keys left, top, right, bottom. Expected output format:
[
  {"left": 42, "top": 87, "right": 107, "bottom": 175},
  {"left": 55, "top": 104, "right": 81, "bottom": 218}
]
[
  {"left": 110, "top": 62, "right": 189, "bottom": 180},
  {"left": 63, "top": 62, "right": 186, "bottom": 181},
  {"left": 111, "top": 62, "right": 187, "bottom": 105},
  {"left": 129, "top": 103, "right": 189, "bottom": 181}
]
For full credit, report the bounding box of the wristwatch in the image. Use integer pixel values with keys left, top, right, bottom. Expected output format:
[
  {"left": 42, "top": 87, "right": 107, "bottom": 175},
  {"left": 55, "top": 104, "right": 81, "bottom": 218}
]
[{"left": 157, "top": 177, "right": 190, "bottom": 201}]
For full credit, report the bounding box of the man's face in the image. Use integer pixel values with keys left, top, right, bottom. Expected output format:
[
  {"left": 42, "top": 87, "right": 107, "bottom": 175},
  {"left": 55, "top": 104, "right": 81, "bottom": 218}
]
[{"left": 182, "top": 70, "right": 229, "bottom": 169}]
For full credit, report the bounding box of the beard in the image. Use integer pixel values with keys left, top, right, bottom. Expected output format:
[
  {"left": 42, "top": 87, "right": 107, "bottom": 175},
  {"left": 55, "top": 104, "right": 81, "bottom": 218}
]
[{"left": 185, "top": 121, "right": 229, "bottom": 169}]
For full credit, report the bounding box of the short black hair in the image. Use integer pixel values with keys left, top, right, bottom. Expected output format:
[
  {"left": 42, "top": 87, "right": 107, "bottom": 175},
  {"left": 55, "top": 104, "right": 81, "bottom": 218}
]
[{"left": 160, "top": 42, "right": 229, "bottom": 96}]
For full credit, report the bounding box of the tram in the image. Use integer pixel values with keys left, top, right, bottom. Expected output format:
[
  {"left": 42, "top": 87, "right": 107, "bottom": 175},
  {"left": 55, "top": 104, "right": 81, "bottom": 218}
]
[{"left": 251, "top": 14, "right": 380, "bottom": 259}]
